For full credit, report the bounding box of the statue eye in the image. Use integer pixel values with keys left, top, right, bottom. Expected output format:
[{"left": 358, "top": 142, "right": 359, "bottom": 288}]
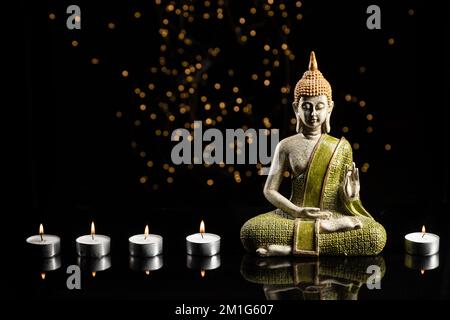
[
  {"left": 301, "top": 103, "right": 310, "bottom": 110},
  {"left": 316, "top": 103, "right": 325, "bottom": 110}
]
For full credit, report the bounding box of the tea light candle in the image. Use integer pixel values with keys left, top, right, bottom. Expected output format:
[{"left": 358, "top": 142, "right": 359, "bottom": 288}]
[
  {"left": 26, "top": 224, "right": 60, "bottom": 258},
  {"left": 76, "top": 222, "right": 111, "bottom": 258},
  {"left": 186, "top": 220, "right": 220, "bottom": 256},
  {"left": 129, "top": 225, "right": 163, "bottom": 257},
  {"left": 405, "top": 226, "right": 440, "bottom": 256}
]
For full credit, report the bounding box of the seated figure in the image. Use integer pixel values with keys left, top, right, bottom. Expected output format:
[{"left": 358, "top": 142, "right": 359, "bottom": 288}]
[{"left": 240, "top": 52, "right": 386, "bottom": 257}]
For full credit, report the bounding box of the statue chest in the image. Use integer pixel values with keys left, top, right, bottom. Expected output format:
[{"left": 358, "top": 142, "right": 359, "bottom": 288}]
[{"left": 286, "top": 142, "right": 317, "bottom": 177}]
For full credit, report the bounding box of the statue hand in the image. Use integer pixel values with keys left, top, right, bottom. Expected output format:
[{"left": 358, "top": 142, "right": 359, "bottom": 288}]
[
  {"left": 343, "top": 162, "right": 360, "bottom": 201},
  {"left": 295, "top": 207, "right": 331, "bottom": 219}
]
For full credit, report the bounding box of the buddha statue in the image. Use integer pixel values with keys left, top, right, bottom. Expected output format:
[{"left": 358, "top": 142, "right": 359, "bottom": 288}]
[{"left": 240, "top": 51, "right": 386, "bottom": 257}]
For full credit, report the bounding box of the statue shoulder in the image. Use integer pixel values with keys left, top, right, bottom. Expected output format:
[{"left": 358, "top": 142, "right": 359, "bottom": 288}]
[
  {"left": 324, "top": 134, "right": 352, "bottom": 154},
  {"left": 324, "top": 134, "right": 340, "bottom": 145},
  {"left": 335, "top": 136, "right": 353, "bottom": 156},
  {"left": 338, "top": 136, "right": 351, "bottom": 148},
  {"left": 275, "top": 134, "right": 301, "bottom": 153}
]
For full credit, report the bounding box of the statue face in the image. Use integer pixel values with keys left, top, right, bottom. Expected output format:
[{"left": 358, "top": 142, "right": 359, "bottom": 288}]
[{"left": 295, "top": 95, "right": 331, "bottom": 130}]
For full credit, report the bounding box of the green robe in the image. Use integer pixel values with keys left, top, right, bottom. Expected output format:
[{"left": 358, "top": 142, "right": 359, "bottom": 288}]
[{"left": 240, "top": 134, "right": 386, "bottom": 256}]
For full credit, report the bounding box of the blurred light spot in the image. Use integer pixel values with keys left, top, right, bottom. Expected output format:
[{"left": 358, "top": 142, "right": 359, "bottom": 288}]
[{"left": 140, "top": 176, "right": 148, "bottom": 184}]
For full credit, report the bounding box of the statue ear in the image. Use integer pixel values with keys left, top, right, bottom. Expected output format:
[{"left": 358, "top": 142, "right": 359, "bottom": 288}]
[
  {"left": 322, "top": 114, "right": 331, "bottom": 133},
  {"left": 296, "top": 115, "right": 303, "bottom": 133},
  {"left": 322, "top": 100, "right": 333, "bottom": 134},
  {"left": 293, "top": 101, "right": 303, "bottom": 133}
]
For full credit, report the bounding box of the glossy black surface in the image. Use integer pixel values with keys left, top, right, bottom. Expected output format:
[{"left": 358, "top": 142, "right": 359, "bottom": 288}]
[{"left": 17, "top": 207, "right": 449, "bottom": 301}]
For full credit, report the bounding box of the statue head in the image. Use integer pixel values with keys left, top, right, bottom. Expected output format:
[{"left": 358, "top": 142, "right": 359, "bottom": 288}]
[{"left": 292, "top": 51, "right": 334, "bottom": 133}]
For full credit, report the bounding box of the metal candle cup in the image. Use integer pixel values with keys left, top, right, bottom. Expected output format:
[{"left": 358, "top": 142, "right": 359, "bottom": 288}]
[
  {"left": 186, "top": 220, "right": 220, "bottom": 256},
  {"left": 404, "top": 226, "right": 439, "bottom": 256},
  {"left": 129, "top": 225, "right": 163, "bottom": 257},
  {"left": 26, "top": 224, "right": 60, "bottom": 258},
  {"left": 76, "top": 222, "right": 111, "bottom": 258}
]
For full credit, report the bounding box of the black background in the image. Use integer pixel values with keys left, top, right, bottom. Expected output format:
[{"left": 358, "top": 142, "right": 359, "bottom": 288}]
[{"left": 7, "top": 0, "right": 450, "bottom": 307}]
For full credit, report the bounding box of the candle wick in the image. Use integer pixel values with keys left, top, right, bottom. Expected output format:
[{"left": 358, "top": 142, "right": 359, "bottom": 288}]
[
  {"left": 92, "top": 233, "right": 94, "bottom": 240},
  {"left": 422, "top": 232, "right": 425, "bottom": 238},
  {"left": 201, "top": 233, "right": 204, "bottom": 239},
  {"left": 40, "top": 234, "right": 43, "bottom": 241}
]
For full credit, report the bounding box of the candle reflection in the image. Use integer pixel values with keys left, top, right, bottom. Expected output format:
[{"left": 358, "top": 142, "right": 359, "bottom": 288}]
[
  {"left": 34, "top": 255, "right": 62, "bottom": 280},
  {"left": 77, "top": 255, "right": 111, "bottom": 274},
  {"left": 404, "top": 253, "right": 439, "bottom": 272},
  {"left": 129, "top": 255, "right": 163, "bottom": 273},
  {"left": 186, "top": 254, "right": 221, "bottom": 271},
  {"left": 39, "top": 255, "right": 62, "bottom": 272}
]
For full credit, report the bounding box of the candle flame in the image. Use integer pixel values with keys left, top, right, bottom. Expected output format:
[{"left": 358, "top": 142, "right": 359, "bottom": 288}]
[
  {"left": 40, "top": 272, "right": 46, "bottom": 280},
  {"left": 91, "top": 221, "right": 95, "bottom": 240},
  {"left": 39, "top": 223, "right": 44, "bottom": 241},
  {"left": 200, "top": 220, "right": 205, "bottom": 238},
  {"left": 421, "top": 269, "right": 425, "bottom": 275},
  {"left": 145, "top": 270, "right": 150, "bottom": 275},
  {"left": 200, "top": 270, "right": 206, "bottom": 278},
  {"left": 144, "top": 225, "right": 149, "bottom": 239},
  {"left": 92, "top": 271, "right": 96, "bottom": 278},
  {"left": 422, "top": 225, "right": 426, "bottom": 238}
]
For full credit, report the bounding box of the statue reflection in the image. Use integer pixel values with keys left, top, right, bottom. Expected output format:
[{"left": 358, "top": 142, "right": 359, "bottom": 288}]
[{"left": 241, "top": 255, "right": 385, "bottom": 300}]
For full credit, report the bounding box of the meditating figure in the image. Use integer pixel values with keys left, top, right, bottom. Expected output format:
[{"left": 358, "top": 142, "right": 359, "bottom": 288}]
[{"left": 240, "top": 52, "right": 386, "bottom": 257}]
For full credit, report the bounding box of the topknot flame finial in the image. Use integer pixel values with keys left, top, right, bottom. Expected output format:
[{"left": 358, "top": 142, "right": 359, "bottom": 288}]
[{"left": 308, "top": 51, "right": 318, "bottom": 71}]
